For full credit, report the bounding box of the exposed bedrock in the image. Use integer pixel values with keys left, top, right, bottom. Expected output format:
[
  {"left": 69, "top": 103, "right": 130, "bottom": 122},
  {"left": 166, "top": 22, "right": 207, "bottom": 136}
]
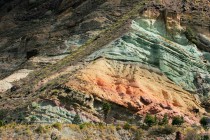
[
  {"left": 66, "top": 58, "right": 204, "bottom": 124},
  {"left": 63, "top": 9, "right": 210, "bottom": 123},
  {"left": 87, "top": 9, "right": 210, "bottom": 95}
]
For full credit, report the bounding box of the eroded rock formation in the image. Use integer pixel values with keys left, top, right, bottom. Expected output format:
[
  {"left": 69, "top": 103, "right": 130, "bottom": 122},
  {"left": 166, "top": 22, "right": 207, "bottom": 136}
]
[
  {"left": 0, "top": 0, "right": 210, "bottom": 128},
  {"left": 64, "top": 8, "right": 210, "bottom": 123}
]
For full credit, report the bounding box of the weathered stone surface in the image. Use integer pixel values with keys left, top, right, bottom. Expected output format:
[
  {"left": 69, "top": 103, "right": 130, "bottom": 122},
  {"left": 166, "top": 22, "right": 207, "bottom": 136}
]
[
  {"left": 25, "top": 99, "right": 100, "bottom": 123},
  {"left": 87, "top": 9, "right": 210, "bottom": 93},
  {"left": 0, "top": 0, "right": 210, "bottom": 128},
  {"left": 66, "top": 58, "right": 204, "bottom": 123}
]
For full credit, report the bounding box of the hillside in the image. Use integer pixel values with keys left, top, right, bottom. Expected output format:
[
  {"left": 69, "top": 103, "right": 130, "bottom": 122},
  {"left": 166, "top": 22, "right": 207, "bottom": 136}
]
[{"left": 0, "top": 0, "right": 210, "bottom": 139}]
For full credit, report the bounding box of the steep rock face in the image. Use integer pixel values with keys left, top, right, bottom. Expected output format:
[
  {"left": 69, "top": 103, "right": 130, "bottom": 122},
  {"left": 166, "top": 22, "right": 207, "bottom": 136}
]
[
  {"left": 12, "top": 7, "right": 208, "bottom": 124},
  {"left": 21, "top": 86, "right": 142, "bottom": 124},
  {"left": 87, "top": 9, "right": 210, "bottom": 94},
  {"left": 63, "top": 9, "right": 210, "bottom": 123},
  {"left": 24, "top": 99, "right": 100, "bottom": 123},
  {"left": 67, "top": 58, "right": 203, "bottom": 123},
  {"left": 0, "top": 0, "right": 209, "bottom": 127},
  {"left": 0, "top": 0, "right": 209, "bottom": 80}
]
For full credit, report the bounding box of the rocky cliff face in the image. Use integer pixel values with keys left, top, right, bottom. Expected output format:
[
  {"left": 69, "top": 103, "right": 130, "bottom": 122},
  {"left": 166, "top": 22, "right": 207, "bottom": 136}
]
[
  {"left": 86, "top": 8, "right": 210, "bottom": 94},
  {"left": 66, "top": 8, "right": 209, "bottom": 123},
  {"left": 0, "top": 0, "right": 210, "bottom": 139}
]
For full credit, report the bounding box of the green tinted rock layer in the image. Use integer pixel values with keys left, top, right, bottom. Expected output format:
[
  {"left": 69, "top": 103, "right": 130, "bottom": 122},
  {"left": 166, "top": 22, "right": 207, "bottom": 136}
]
[{"left": 88, "top": 17, "right": 210, "bottom": 92}]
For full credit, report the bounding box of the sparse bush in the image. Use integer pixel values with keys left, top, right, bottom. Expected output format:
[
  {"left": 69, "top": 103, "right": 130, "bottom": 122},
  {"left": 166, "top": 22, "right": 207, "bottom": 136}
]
[
  {"left": 24, "top": 128, "right": 33, "bottom": 136},
  {"left": 116, "top": 125, "right": 121, "bottom": 131},
  {"left": 201, "top": 135, "right": 210, "bottom": 140},
  {"left": 0, "top": 120, "right": 5, "bottom": 127},
  {"left": 144, "top": 114, "right": 157, "bottom": 127},
  {"left": 30, "top": 116, "right": 37, "bottom": 122},
  {"left": 149, "top": 125, "right": 176, "bottom": 135},
  {"left": 200, "top": 117, "right": 208, "bottom": 129},
  {"left": 79, "top": 123, "right": 85, "bottom": 129},
  {"left": 102, "top": 102, "right": 111, "bottom": 120},
  {"left": 0, "top": 110, "right": 5, "bottom": 120},
  {"left": 134, "top": 128, "right": 144, "bottom": 140},
  {"left": 159, "top": 114, "right": 169, "bottom": 125},
  {"left": 172, "top": 116, "right": 184, "bottom": 126},
  {"left": 79, "top": 123, "right": 92, "bottom": 130},
  {"left": 52, "top": 122, "right": 62, "bottom": 130},
  {"left": 31, "top": 102, "right": 39, "bottom": 109},
  {"left": 185, "top": 27, "right": 196, "bottom": 42},
  {"left": 72, "top": 113, "right": 82, "bottom": 125},
  {"left": 35, "top": 125, "right": 47, "bottom": 133},
  {"left": 128, "top": 117, "right": 135, "bottom": 124},
  {"left": 130, "top": 125, "right": 138, "bottom": 132},
  {"left": 123, "top": 122, "right": 131, "bottom": 130}
]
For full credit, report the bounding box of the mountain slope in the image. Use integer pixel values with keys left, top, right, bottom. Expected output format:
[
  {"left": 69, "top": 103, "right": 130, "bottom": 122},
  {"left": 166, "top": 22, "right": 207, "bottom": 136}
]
[{"left": 0, "top": 0, "right": 210, "bottom": 139}]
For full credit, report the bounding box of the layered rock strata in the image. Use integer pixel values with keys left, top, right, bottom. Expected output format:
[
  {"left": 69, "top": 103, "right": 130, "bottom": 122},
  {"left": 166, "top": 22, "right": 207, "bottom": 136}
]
[{"left": 65, "top": 9, "right": 210, "bottom": 123}]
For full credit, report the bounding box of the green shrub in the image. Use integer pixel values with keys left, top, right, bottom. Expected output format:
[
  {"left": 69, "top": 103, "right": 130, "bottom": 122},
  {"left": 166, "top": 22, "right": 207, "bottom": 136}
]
[
  {"left": 200, "top": 117, "right": 208, "bottom": 129},
  {"left": 31, "top": 102, "right": 39, "bottom": 109},
  {"left": 202, "top": 135, "right": 210, "bottom": 140},
  {"left": 72, "top": 113, "right": 82, "bottom": 125},
  {"left": 144, "top": 114, "right": 157, "bottom": 127},
  {"left": 52, "top": 122, "right": 62, "bottom": 130},
  {"left": 30, "top": 115, "right": 36, "bottom": 122},
  {"left": 185, "top": 27, "right": 196, "bottom": 42},
  {"left": 102, "top": 102, "right": 111, "bottom": 119},
  {"left": 0, "top": 120, "right": 5, "bottom": 127},
  {"left": 79, "top": 123, "right": 92, "bottom": 129},
  {"left": 159, "top": 114, "right": 169, "bottom": 125},
  {"left": 79, "top": 123, "right": 85, "bottom": 129},
  {"left": 172, "top": 116, "right": 184, "bottom": 126},
  {"left": 123, "top": 122, "right": 131, "bottom": 130},
  {"left": 35, "top": 125, "right": 47, "bottom": 133}
]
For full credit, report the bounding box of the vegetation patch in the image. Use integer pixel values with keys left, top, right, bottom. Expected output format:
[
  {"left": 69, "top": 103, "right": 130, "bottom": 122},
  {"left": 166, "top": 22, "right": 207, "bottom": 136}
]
[
  {"left": 52, "top": 122, "right": 62, "bottom": 130},
  {"left": 172, "top": 116, "right": 184, "bottom": 126},
  {"left": 149, "top": 125, "right": 176, "bottom": 135},
  {"left": 35, "top": 125, "right": 50, "bottom": 134}
]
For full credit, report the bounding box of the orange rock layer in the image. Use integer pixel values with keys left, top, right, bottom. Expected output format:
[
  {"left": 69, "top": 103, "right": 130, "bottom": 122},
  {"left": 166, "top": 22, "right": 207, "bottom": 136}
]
[{"left": 66, "top": 58, "right": 204, "bottom": 124}]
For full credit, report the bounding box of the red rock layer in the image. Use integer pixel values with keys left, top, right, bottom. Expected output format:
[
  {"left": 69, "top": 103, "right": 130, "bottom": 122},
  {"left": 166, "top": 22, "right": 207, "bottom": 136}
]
[{"left": 66, "top": 58, "right": 204, "bottom": 124}]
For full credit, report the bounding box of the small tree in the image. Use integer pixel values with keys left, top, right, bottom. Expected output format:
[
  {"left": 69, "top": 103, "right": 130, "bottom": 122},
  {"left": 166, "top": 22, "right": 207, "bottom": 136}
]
[
  {"left": 102, "top": 102, "right": 111, "bottom": 120},
  {"left": 172, "top": 116, "right": 184, "bottom": 126},
  {"left": 200, "top": 117, "right": 209, "bottom": 129},
  {"left": 159, "top": 114, "right": 169, "bottom": 125},
  {"left": 72, "top": 113, "right": 82, "bottom": 125},
  {"left": 0, "top": 120, "right": 5, "bottom": 127},
  {"left": 144, "top": 114, "right": 157, "bottom": 127},
  {"left": 154, "top": 115, "right": 158, "bottom": 125},
  {"left": 202, "top": 135, "right": 209, "bottom": 140}
]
